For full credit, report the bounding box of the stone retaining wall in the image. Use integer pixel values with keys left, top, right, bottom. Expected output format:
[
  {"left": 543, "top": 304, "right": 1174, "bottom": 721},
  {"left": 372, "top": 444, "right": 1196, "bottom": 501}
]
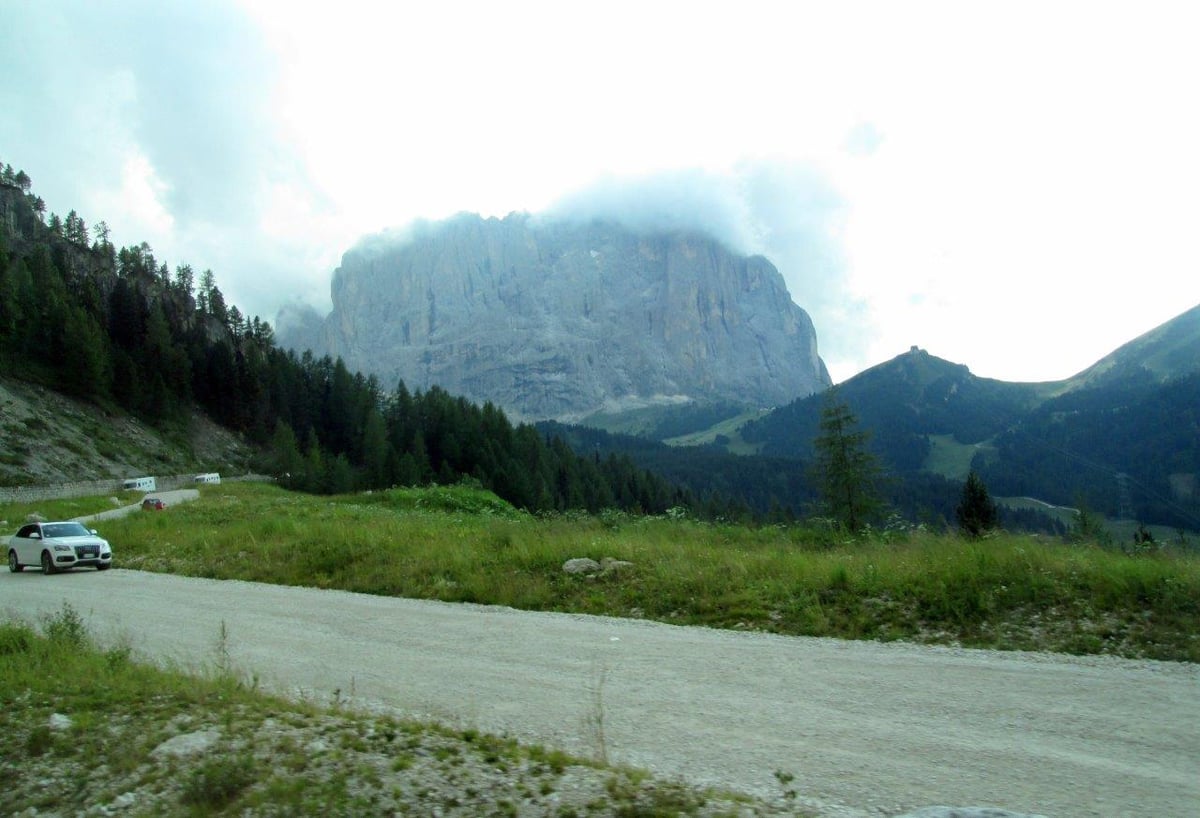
[{"left": 0, "top": 474, "right": 273, "bottom": 505}]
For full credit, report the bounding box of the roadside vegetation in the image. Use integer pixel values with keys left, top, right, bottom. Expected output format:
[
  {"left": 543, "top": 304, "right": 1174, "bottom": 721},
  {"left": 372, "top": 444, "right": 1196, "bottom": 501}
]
[
  {"left": 0, "top": 605, "right": 778, "bottom": 817},
  {"left": 0, "top": 492, "right": 129, "bottom": 524},
  {"left": 29, "top": 481, "right": 1200, "bottom": 663}
]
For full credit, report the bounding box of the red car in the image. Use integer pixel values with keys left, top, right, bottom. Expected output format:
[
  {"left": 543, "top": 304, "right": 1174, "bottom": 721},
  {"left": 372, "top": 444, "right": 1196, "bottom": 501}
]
[{"left": 141, "top": 497, "right": 166, "bottom": 511}]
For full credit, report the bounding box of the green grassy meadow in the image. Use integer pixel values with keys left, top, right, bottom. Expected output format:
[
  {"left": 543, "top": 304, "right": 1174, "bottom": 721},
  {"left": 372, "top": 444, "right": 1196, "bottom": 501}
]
[
  {"left": 923, "top": 434, "right": 997, "bottom": 480},
  {"left": 662, "top": 408, "right": 771, "bottom": 453},
  {"left": 0, "top": 492, "right": 136, "bottom": 526},
  {"left": 47, "top": 482, "right": 1200, "bottom": 663}
]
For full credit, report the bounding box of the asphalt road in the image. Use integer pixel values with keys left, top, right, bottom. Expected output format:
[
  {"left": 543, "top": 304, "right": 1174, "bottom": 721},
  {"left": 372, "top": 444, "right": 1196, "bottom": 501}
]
[{"left": 2, "top": 568, "right": 1196, "bottom": 817}]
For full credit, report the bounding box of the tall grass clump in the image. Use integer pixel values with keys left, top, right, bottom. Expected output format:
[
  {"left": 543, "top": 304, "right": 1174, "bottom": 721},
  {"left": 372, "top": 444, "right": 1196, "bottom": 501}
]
[{"left": 181, "top": 754, "right": 259, "bottom": 808}]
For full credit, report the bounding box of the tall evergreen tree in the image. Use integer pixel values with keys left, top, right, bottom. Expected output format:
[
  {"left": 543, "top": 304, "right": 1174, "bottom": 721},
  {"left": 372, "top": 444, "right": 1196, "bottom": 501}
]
[
  {"left": 360, "top": 406, "right": 390, "bottom": 487},
  {"left": 812, "top": 392, "right": 883, "bottom": 532},
  {"left": 270, "top": 420, "right": 305, "bottom": 488},
  {"left": 956, "top": 470, "right": 999, "bottom": 537},
  {"left": 94, "top": 220, "right": 111, "bottom": 248}
]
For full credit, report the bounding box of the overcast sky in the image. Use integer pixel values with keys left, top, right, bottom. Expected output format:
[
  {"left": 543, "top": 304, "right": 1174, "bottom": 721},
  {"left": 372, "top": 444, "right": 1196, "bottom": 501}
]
[{"left": 3, "top": 1, "right": 1198, "bottom": 384}]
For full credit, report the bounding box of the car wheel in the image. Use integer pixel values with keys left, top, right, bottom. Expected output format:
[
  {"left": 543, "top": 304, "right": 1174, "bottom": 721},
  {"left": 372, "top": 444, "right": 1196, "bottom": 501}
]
[
  {"left": 40, "top": 550, "right": 56, "bottom": 575},
  {"left": 97, "top": 562, "right": 111, "bottom": 571},
  {"left": 7, "top": 550, "right": 21, "bottom": 573}
]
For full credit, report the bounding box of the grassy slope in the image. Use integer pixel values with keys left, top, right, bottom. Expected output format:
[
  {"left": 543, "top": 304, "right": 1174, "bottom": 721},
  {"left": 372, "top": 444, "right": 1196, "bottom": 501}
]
[
  {"left": 49, "top": 481, "right": 1200, "bottom": 663},
  {"left": 1, "top": 492, "right": 133, "bottom": 526},
  {"left": 923, "top": 434, "right": 997, "bottom": 480},
  {"left": 663, "top": 408, "right": 770, "bottom": 453}
]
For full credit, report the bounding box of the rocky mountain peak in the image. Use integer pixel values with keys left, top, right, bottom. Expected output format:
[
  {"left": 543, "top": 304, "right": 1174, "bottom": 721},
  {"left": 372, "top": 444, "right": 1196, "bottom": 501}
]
[{"left": 280, "top": 213, "right": 831, "bottom": 421}]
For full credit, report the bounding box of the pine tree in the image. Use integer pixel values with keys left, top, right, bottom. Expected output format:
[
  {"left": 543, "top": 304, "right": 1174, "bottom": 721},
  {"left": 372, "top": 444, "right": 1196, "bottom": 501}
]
[
  {"left": 956, "top": 470, "right": 999, "bottom": 537},
  {"left": 198, "top": 268, "right": 227, "bottom": 322},
  {"left": 94, "top": 220, "right": 112, "bottom": 248},
  {"left": 811, "top": 392, "right": 883, "bottom": 532},
  {"left": 360, "top": 406, "right": 389, "bottom": 488},
  {"left": 174, "top": 264, "right": 195, "bottom": 298},
  {"left": 270, "top": 420, "right": 305, "bottom": 486},
  {"left": 64, "top": 210, "right": 88, "bottom": 245}
]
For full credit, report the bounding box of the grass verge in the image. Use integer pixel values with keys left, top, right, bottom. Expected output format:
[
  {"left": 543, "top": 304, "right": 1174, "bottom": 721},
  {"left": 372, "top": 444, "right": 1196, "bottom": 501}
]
[
  {"left": 1, "top": 492, "right": 136, "bottom": 526},
  {"left": 51, "top": 482, "right": 1200, "bottom": 663}
]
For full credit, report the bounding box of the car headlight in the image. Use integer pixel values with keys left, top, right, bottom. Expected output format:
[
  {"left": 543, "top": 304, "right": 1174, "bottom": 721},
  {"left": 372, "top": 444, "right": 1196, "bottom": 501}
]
[{"left": 53, "top": 545, "right": 72, "bottom": 552}]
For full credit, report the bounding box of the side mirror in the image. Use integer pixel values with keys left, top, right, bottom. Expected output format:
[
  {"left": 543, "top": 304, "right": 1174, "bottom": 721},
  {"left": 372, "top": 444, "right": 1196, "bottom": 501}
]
[
  {"left": 90, "top": 529, "right": 99, "bottom": 535},
  {"left": 29, "top": 532, "right": 41, "bottom": 539}
]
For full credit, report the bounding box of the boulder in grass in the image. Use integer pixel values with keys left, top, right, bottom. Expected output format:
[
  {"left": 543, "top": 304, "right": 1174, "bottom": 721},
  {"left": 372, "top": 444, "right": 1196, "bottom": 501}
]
[
  {"left": 564, "top": 557, "right": 636, "bottom": 576},
  {"left": 563, "top": 558, "right": 602, "bottom": 575},
  {"left": 600, "top": 557, "right": 635, "bottom": 575}
]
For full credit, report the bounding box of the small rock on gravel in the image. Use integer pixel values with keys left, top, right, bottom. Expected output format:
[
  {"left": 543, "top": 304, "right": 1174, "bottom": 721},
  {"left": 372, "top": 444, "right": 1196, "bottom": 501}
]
[{"left": 151, "top": 728, "right": 220, "bottom": 758}]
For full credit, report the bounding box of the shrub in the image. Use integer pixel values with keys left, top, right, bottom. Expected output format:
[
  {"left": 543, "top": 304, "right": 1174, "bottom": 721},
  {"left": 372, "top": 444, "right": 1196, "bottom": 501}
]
[
  {"left": 44, "top": 603, "right": 88, "bottom": 649},
  {"left": 956, "top": 471, "right": 999, "bottom": 537},
  {"left": 0, "top": 623, "right": 33, "bottom": 655},
  {"left": 180, "top": 755, "right": 257, "bottom": 808}
]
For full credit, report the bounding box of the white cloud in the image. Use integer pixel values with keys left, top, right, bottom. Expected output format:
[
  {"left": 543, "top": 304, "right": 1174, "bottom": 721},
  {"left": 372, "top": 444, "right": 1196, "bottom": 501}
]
[
  {"left": 3, "top": 0, "right": 1198, "bottom": 385},
  {"left": 844, "top": 123, "right": 884, "bottom": 158},
  {"left": 94, "top": 153, "right": 175, "bottom": 239}
]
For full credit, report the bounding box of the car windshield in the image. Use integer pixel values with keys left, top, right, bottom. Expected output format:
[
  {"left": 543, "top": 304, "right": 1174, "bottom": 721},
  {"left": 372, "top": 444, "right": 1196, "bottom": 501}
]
[{"left": 42, "top": 522, "right": 92, "bottom": 538}]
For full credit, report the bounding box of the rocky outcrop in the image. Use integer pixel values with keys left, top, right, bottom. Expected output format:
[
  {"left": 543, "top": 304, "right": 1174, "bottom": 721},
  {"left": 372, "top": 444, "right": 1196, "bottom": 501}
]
[{"left": 283, "top": 213, "right": 830, "bottom": 421}]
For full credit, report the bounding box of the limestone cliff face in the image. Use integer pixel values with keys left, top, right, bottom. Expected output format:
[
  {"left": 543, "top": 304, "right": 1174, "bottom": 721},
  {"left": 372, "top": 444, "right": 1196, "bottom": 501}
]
[{"left": 286, "top": 213, "right": 830, "bottom": 421}]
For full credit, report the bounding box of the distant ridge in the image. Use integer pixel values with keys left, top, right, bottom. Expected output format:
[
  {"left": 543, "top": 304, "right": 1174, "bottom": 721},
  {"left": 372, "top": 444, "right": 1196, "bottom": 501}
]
[
  {"left": 736, "top": 303, "right": 1200, "bottom": 530},
  {"left": 1057, "top": 303, "right": 1200, "bottom": 393}
]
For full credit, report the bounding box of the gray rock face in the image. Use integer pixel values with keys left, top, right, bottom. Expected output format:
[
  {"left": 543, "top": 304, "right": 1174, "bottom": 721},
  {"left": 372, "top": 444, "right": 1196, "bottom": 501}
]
[{"left": 286, "top": 213, "right": 830, "bottom": 421}]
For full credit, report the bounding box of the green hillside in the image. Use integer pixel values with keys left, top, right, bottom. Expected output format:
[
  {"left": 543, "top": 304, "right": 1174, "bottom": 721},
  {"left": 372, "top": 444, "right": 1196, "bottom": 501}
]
[{"left": 733, "top": 332, "right": 1200, "bottom": 531}]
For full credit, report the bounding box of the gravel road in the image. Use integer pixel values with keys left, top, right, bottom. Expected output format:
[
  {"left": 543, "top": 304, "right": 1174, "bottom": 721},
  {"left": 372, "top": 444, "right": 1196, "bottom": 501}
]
[
  {"left": 76, "top": 488, "right": 201, "bottom": 522},
  {"left": 2, "top": 568, "right": 1196, "bottom": 817}
]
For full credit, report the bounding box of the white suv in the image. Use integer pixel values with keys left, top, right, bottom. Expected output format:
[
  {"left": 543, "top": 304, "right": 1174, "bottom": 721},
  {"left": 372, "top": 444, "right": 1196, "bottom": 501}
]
[{"left": 8, "top": 521, "right": 113, "bottom": 574}]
